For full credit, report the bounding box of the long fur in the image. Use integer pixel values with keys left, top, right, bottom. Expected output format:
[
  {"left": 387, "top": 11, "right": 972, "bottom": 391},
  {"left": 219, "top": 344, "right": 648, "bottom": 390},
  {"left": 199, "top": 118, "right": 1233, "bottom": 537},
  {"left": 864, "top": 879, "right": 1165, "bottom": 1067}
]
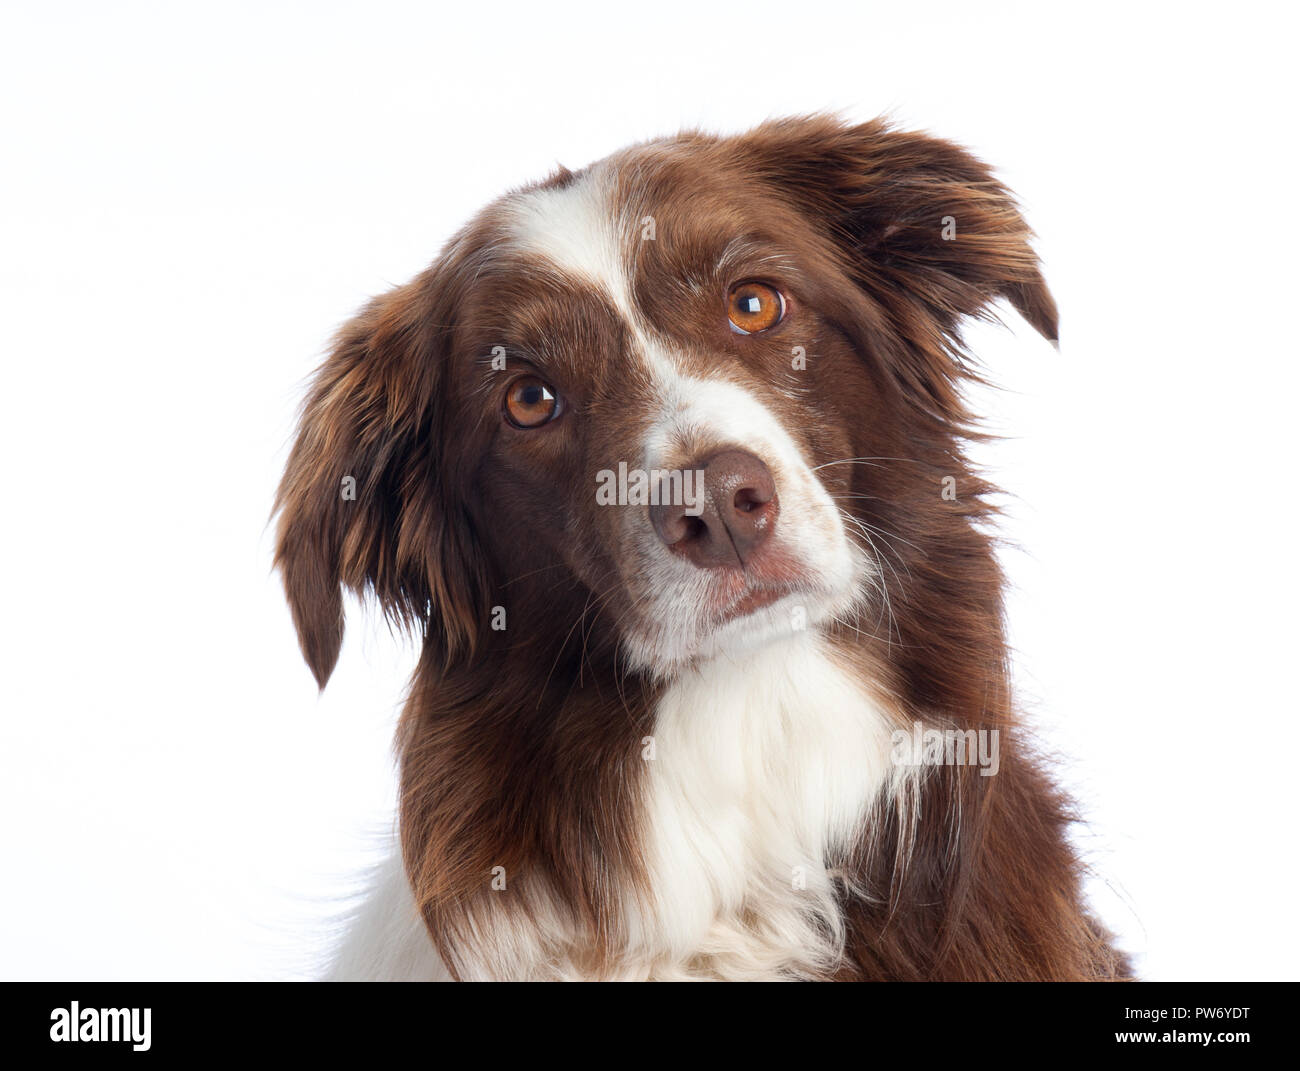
[{"left": 275, "top": 116, "right": 1131, "bottom": 981}]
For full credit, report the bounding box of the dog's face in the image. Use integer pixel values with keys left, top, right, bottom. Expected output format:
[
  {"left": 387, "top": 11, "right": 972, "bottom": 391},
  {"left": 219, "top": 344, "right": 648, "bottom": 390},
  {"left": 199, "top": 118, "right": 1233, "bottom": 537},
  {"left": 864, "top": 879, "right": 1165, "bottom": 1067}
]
[
  {"left": 451, "top": 153, "right": 879, "bottom": 675},
  {"left": 276, "top": 117, "right": 1057, "bottom": 688}
]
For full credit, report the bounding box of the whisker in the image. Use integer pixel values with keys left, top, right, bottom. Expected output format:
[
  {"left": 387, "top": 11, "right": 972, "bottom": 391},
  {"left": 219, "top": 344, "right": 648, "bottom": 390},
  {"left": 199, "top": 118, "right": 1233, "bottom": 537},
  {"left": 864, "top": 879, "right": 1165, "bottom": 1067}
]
[
  {"left": 838, "top": 517, "right": 902, "bottom": 648},
  {"left": 812, "top": 456, "right": 925, "bottom": 473}
]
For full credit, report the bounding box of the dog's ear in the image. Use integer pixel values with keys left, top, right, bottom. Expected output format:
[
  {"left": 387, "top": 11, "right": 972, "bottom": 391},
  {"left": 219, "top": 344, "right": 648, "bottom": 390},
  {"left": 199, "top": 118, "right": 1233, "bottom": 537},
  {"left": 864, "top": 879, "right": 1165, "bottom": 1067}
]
[
  {"left": 274, "top": 271, "right": 484, "bottom": 688},
  {"left": 739, "top": 115, "right": 1058, "bottom": 347}
]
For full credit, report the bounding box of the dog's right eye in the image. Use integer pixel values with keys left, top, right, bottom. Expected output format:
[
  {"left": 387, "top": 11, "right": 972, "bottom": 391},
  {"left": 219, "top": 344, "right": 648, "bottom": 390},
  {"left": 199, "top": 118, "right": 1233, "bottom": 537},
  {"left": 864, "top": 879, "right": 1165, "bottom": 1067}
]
[{"left": 503, "top": 375, "right": 563, "bottom": 429}]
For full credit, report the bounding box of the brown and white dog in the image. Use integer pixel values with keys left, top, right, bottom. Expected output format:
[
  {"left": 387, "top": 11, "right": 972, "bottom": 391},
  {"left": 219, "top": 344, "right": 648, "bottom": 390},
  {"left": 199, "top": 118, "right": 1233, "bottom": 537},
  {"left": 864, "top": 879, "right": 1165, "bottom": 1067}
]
[{"left": 275, "top": 116, "right": 1131, "bottom": 981}]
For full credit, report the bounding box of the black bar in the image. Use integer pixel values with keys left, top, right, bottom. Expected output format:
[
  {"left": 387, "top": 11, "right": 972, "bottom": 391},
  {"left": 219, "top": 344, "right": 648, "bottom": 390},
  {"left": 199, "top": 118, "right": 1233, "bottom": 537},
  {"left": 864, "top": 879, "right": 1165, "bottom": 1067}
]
[{"left": 0, "top": 980, "right": 1289, "bottom": 1059}]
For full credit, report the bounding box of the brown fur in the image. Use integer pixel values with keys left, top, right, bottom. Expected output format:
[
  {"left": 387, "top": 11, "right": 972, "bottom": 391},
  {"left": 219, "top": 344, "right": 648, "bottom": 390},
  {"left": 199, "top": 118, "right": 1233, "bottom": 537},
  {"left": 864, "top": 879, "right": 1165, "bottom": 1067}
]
[{"left": 275, "top": 116, "right": 1131, "bottom": 980}]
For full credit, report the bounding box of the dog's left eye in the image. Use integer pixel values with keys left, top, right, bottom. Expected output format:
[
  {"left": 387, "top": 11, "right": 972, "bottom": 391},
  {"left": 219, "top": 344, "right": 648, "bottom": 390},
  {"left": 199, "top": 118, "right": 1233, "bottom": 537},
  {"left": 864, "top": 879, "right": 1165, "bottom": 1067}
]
[
  {"left": 504, "top": 375, "right": 562, "bottom": 428},
  {"left": 727, "top": 281, "right": 785, "bottom": 334}
]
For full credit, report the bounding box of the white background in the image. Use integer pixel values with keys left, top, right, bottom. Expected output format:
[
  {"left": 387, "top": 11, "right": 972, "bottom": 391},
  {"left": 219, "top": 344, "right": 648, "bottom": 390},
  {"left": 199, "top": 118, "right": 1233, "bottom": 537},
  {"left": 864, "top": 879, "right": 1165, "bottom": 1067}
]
[{"left": 1, "top": 1, "right": 1295, "bottom": 981}]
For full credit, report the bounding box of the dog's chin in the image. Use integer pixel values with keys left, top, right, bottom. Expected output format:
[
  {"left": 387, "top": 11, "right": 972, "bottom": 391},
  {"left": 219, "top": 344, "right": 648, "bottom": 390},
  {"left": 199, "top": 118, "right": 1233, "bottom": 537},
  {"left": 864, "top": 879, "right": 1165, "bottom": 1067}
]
[{"left": 622, "top": 585, "right": 860, "bottom": 683}]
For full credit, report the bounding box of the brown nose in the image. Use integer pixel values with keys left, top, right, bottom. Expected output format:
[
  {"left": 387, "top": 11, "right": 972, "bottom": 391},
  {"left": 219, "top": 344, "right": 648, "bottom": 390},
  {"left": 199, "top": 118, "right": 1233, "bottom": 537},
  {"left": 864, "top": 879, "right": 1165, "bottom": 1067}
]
[{"left": 650, "top": 449, "right": 779, "bottom": 569}]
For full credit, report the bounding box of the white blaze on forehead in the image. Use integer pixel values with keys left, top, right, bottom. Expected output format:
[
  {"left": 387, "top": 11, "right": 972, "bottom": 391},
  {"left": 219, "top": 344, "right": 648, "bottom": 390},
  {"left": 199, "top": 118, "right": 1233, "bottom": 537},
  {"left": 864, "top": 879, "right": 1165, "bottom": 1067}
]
[
  {"left": 504, "top": 166, "right": 697, "bottom": 402},
  {"left": 504, "top": 165, "right": 640, "bottom": 323}
]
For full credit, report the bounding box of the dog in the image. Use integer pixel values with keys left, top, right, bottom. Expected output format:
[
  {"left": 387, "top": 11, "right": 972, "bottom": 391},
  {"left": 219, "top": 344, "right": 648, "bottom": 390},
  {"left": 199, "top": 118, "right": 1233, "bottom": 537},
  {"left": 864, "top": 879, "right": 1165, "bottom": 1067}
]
[{"left": 275, "top": 115, "right": 1131, "bottom": 980}]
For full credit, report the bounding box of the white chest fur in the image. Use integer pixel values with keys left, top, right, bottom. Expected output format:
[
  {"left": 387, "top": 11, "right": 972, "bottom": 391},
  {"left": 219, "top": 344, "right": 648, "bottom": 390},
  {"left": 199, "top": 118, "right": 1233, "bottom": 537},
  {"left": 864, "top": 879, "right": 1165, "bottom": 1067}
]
[
  {"left": 326, "top": 632, "right": 901, "bottom": 980},
  {"left": 626, "top": 631, "right": 899, "bottom": 979}
]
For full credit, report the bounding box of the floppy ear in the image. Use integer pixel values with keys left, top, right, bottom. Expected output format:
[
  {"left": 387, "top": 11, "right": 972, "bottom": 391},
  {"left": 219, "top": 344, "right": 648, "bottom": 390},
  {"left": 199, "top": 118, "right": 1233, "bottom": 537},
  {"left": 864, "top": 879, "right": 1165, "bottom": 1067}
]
[
  {"left": 274, "top": 273, "right": 485, "bottom": 687},
  {"left": 740, "top": 116, "right": 1057, "bottom": 381}
]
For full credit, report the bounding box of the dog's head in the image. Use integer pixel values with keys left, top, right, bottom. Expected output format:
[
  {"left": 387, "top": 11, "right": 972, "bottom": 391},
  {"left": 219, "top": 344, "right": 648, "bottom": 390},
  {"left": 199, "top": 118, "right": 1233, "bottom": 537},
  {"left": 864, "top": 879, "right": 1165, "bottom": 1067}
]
[{"left": 275, "top": 116, "right": 1055, "bottom": 688}]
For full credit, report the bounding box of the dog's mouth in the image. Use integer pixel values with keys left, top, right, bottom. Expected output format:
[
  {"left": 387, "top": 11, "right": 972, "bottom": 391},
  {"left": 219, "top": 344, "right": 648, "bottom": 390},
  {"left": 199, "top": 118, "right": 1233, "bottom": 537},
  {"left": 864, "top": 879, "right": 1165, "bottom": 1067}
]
[
  {"left": 711, "top": 583, "right": 791, "bottom": 626},
  {"left": 702, "top": 541, "right": 817, "bottom": 624},
  {"left": 618, "top": 547, "right": 860, "bottom": 676}
]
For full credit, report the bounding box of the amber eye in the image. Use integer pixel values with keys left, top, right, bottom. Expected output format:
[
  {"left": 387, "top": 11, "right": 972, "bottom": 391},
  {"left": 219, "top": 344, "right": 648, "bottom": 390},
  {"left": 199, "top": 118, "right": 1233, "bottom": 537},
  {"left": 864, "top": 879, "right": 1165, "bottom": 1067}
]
[
  {"left": 504, "top": 374, "right": 562, "bottom": 428},
  {"left": 727, "top": 281, "right": 785, "bottom": 334}
]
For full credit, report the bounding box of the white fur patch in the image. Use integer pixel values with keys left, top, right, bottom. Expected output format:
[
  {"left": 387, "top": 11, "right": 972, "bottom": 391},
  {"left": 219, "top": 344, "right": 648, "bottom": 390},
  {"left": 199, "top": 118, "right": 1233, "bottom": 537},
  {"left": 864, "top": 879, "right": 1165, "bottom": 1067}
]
[
  {"left": 506, "top": 160, "right": 638, "bottom": 317},
  {"left": 626, "top": 631, "right": 904, "bottom": 979}
]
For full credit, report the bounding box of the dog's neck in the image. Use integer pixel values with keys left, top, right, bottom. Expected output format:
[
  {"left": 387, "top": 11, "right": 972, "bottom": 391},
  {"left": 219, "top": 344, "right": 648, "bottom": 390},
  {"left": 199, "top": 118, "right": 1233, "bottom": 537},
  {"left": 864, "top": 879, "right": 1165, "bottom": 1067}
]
[{"left": 397, "top": 627, "right": 912, "bottom": 980}]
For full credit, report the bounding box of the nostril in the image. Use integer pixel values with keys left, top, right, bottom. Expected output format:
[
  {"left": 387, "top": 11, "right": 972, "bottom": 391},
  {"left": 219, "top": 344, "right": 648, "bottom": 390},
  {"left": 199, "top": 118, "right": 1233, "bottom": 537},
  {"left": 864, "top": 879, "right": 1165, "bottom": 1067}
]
[
  {"left": 650, "top": 499, "right": 708, "bottom": 550},
  {"left": 734, "top": 487, "right": 767, "bottom": 513}
]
